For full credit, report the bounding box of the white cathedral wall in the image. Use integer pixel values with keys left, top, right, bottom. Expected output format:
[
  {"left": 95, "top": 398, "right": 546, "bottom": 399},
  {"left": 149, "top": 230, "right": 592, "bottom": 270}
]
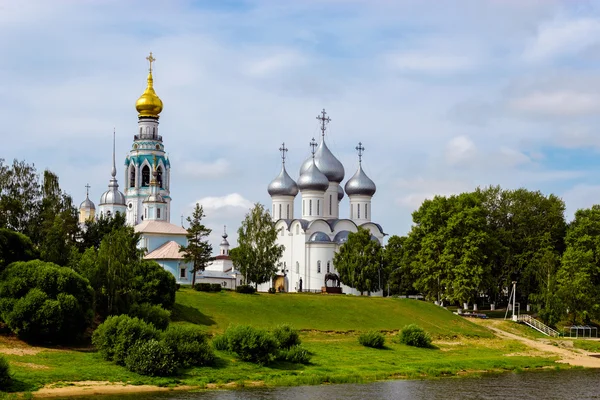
[
  {"left": 300, "top": 191, "right": 325, "bottom": 221},
  {"left": 349, "top": 195, "right": 373, "bottom": 224},
  {"left": 323, "top": 183, "right": 340, "bottom": 219},
  {"left": 98, "top": 204, "right": 127, "bottom": 219},
  {"left": 271, "top": 195, "right": 295, "bottom": 220}
]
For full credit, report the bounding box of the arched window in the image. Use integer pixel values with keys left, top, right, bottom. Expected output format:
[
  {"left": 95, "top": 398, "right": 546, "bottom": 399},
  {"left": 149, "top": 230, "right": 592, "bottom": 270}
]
[
  {"left": 327, "top": 261, "right": 330, "bottom": 273},
  {"left": 144, "top": 208, "right": 147, "bottom": 219},
  {"left": 157, "top": 208, "right": 161, "bottom": 219},
  {"left": 365, "top": 203, "right": 368, "bottom": 219},
  {"left": 153, "top": 127, "right": 156, "bottom": 136},
  {"left": 329, "top": 195, "right": 332, "bottom": 215},
  {"left": 286, "top": 204, "right": 290, "bottom": 219},
  {"left": 157, "top": 166, "right": 163, "bottom": 188},
  {"left": 296, "top": 261, "right": 299, "bottom": 273},
  {"left": 142, "top": 165, "right": 150, "bottom": 187},
  {"left": 107, "top": 210, "right": 112, "bottom": 218},
  {"left": 309, "top": 200, "right": 312, "bottom": 216},
  {"left": 317, "top": 261, "right": 321, "bottom": 274},
  {"left": 129, "top": 166, "right": 135, "bottom": 187},
  {"left": 358, "top": 204, "right": 361, "bottom": 219},
  {"left": 279, "top": 204, "right": 282, "bottom": 219},
  {"left": 317, "top": 200, "right": 320, "bottom": 215}
]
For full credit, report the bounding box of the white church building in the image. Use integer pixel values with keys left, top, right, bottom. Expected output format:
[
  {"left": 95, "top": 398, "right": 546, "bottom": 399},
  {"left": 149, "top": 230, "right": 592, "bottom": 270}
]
[{"left": 258, "top": 110, "right": 386, "bottom": 295}]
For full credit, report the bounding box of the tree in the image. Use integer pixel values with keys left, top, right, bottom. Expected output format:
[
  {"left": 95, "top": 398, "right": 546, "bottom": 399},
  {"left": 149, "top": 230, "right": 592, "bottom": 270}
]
[
  {"left": 0, "top": 228, "right": 37, "bottom": 271},
  {"left": 180, "top": 203, "right": 213, "bottom": 287},
  {"left": 79, "top": 211, "right": 127, "bottom": 251},
  {"left": 0, "top": 159, "right": 40, "bottom": 236},
  {"left": 230, "top": 203, "right": 284, "bottom": 288},
  {"left": 384, "top": 235, "right": 412, "bottom": 296},
  {"left": 334, "top": 227, "right": 384, "bottom": 295}
]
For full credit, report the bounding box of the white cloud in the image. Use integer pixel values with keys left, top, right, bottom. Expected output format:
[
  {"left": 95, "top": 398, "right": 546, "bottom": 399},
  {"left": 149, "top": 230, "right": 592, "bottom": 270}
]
[
  {"left": 524, "top": 18, "right": 600, "bottom": 62},
  {"left": 180, "top": 159, "right": 232, "bottom": 179},
  {"left": 445, "top": 136, "right": 478, "bottom": 166},
  {"left": 508, "top": 90, "right": 600, "bottom": 116},
  {"left": 192, "top": 193, "right": 253, "bottom": 212},
  {"left": 553, "top": 125, "right": 600, "bottom": 150},
  {"left": 395, "top": 177, "right": 472, "bottom": 209},
  {"left": 387, "top": 53, "right": 476, "bottom": 74},
  {"left": 244, "top": 51, "right": 307, "bottom": 77}
]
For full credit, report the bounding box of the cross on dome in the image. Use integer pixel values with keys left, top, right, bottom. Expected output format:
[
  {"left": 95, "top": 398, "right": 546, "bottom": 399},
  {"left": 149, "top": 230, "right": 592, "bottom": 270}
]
[
  {"left": 223, "top": 225, "right": 228, "bottom": 239},
  {"left": 85, "top": 183, "right": 91, "bottom": 196},
  {"left": 146, "top": 52, "right": 156, "bottom": 73},
  {"left": 279, "top": 142, "right": 288, "bottom": 164},
  {"left": 310, "top": 138, "right": 318, "bottom": 157},
  {"left": 316, "top": 108, "right": 331, "bottom": 137},
  {"left": 356, "top": 142, "right": 365, "bottom": 164}
]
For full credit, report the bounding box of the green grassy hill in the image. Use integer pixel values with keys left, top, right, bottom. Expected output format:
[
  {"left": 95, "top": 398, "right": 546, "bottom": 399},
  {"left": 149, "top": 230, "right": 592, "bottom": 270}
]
[{"left": 173, "top": 288, "right": 491, "bottom": 337}]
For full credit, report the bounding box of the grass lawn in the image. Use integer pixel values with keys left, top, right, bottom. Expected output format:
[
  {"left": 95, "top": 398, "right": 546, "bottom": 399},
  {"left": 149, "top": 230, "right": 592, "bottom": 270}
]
[{"left": 172, "top": 288, "right": 492, "bottom": 337}]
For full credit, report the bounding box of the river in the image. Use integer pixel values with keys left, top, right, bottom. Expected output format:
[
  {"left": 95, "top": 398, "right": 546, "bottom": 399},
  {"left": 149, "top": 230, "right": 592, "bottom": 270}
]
[{"left": 61, "top": 369, "right": 600, "bottom": 400}]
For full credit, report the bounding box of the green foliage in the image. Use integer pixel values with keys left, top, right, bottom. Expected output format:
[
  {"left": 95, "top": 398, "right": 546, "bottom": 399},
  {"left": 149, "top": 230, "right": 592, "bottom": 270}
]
[
  {"left": 0, "top": 355, "right": 11, "bottom": 390},
  {"left": 180, "top": 203, "right": 213, "bottom": 287},
  {"left": 210, "top": 283, "right": 222, "bottom": 292},
  {"left": 212, "top": 334, "right": 229, "bottom": 351},
  {"left": 194, "top": 283, "right": 212, "bottom": 292},
  {"left": 222, "top": 325, "right": 279, "bottom": 364},
  {"left": 0, "top": 260, "right": 94, "bottom": 343},
  {"left": 230, "top": 203, "right": 284, "bottom": 287},
  {"left": 92, "top": 315, "right": 160, "bottom": 365},
  {"left": 268, "top": 287, "right": 276, "bottom": 294},
  {"left": 235, "top": 284, "right": 256, "bottom": 294},
  {"left": 398, "top": 324, "right": 432, "bottom": 348},
  {"left": 358, "top": 330, "right": 385, "bottom": 348},
  {"left": 79, "top": 212, "right": 127, "bottom": 251},
  {"left": 125, "top": 339, "right": 177, "bottom": 377},
  {"left": 131, "top": 260, "right": 177, "bottom": 310},
  {"left": 0, "top": 159, "right": 40, "bottom": 236},
  {"left": 0, "top": 229, "right": 37, "bottom": 271},
  {"left": 384, "top": 235, "right": 415, "bottom": 296},
  {"left": 334, "top": 227, "right": 384, "bottom": 295},
  {"left": 272, "top": 324, "right": 301, "bottom": 349},
  {"left": 128, "top": 303, "right": 171, "bottom": 330},
  {"left": 278, "top": 345, "right": 311, "bottom": 364},
  {"left": 161, "top": 325, "right": 215, "bottom": 367}
]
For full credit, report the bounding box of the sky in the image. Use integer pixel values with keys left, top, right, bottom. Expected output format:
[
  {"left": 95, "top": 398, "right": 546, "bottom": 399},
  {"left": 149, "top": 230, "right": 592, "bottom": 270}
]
[{"left": 2, "top": 0, "right": 600, "bottom": 249}]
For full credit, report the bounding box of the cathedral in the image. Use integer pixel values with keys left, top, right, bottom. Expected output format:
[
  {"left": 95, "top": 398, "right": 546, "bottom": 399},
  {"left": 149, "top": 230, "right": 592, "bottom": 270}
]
[{"left": 259, "top": 111, "right": 386, "bottom": 295}]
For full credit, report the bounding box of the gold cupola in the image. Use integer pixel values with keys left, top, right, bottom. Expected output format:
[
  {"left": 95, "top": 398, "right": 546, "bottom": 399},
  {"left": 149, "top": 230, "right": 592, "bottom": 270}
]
[{"left": 135, "top": 52, "right": 163, "bottom": 118}]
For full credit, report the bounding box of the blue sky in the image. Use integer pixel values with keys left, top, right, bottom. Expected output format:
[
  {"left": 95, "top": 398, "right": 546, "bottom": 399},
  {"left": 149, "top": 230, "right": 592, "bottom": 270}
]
[{"left": 2, "top": 0, "right": 600, "bottom": 248}]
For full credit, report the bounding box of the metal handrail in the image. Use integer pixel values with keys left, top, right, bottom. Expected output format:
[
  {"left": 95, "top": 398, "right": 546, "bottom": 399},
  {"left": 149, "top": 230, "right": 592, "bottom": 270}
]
[{"left": 518, "top": 314, "right": 560, "bottom": 337}]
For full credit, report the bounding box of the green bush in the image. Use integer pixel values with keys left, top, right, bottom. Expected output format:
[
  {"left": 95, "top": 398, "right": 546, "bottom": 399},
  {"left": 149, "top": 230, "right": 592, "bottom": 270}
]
[
  {"left": 210, "top": 283, "right": 222, "bottom": 292},
  {"left": 92, "top": 315, "right": 160, "bottom": 365},
  {"left": 162, "top": 325, "right": 215, "bottom": 367},
  {"left": 212, "top": 334, "right": 229, "bottom": 351},
  {"left": 194, "top": 283, "right": 212, "bottom": 292},
  {"left": 0, "top": 260, "right": 94, "bottom": 343},
  {"left": 268, "top": 287, "right": 276, "bottom": 294},
  {"left": 223, "top": 325, "right": 278, "bottom": 364},
  {"left": 0, "top": 229, "right": 37, "bottom": 272},
  {"left": 278, "top": 345, "right": 311, "bottom": 364},
  {"left": 0, "top": 355, "right": 11, "bottom": 390},
  {"left": 272, "top": 324, "right": 301, "bottom": 349},
  {"left": 235, "top": 285, "right": 255, "bottom": 294},
  {"left": 125, "top": 339, "right": 177, "bottom": 376},
  {"left": 131, "top": 260, "right": 177, "bottom": 309},
  {"left": 398, "top": 324, "right": 432, "bottom": 348},
  {"left": 128, "top": 303, "right": 171, "bottom": 330},
  {"left": 358, "top": 330, "right": 385, "bottom": 348}
]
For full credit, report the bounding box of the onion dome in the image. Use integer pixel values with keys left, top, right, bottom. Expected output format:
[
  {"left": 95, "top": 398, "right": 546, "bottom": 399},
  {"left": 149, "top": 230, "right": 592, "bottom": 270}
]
[
  {"left": 300, "top": 139, "right": 345, "bottom": 183},
  {"left": 298, "top": 159, "right": 329, "bottom": 192},
  {"left": 135, "top": 53, "right": 163, "bottom": 118},
  {"left": 100, "top": 131, "right": 126, "bottom": 205},
  {"left": 345, "top": 142, "right": 376, "bottom": 196},
  {"left": 79, "top": 194, "right": 95, "bottom": 210},
  {"left": 309, "top": 231, "right": 331, "bottom": 242},
  {"left": 268, "top": 165, "right": 299, "bottom": 197},
  {"left": 337, "top": 185, "right": 344, "bottom": 201},
  {"left": 220, "top": 227, "right": 230, "bottom": 247}
]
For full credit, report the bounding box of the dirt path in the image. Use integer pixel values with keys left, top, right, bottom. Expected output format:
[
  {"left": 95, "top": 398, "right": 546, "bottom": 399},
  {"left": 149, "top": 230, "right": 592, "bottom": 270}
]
[
  {"left": 31, "top": 381, "right": 194, "bottom": 398},
  {"left": 471, "top": 319, "right": 600, "bottom": 368}
]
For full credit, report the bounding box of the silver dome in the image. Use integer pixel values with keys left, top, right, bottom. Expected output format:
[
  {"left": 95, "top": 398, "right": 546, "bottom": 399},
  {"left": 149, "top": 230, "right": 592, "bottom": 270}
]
[
  {"left": 297, "top": 160, "right": 329, "bottom": 192},
  {"left": 344, "top": 164, "right": 376, "bottom": 196},
  {"left": 100, "top": 178, "right": 126, "bottom": 205},
  {"left": 309, "top": 231, "right": 331, "bottom": 242},
  {"left": 268, "top": 165, "right": 299, "bottom": 197},
  {"left": 220, "top": 228, "right": 230, "bottom": 247},
  {"left": 337, "top": 185, "right": 344, "bottom": 201},
  {"left": 79, "top": 195, "right": 95, "bottom": 210},
  {"left": 300, "top": 139, "right": 344, "bottom": 183},
  {"left": 144, "top": 192, "right": 165, "bottom": 203}
]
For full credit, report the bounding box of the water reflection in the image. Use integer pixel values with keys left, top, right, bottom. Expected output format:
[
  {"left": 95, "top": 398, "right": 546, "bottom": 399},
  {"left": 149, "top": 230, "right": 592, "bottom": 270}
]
[{"left": 61, "top": 370, "right": 600, "bottom": 400}]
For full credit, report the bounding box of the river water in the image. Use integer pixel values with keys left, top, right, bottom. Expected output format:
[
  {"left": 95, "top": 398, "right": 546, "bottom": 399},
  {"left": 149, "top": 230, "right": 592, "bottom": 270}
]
[{"left": 63, "top": 369, "right": 600, "bottom": 400}]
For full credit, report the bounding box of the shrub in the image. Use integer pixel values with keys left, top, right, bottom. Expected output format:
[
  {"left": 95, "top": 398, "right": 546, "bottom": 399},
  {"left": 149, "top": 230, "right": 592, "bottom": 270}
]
[
  {"left": 0, "top": 355, "right": 11, "bottom": 390},
  {"left": 268, "top": 287, "right": 276, "bottom": 294},
  {"left": 358, "top": 330, "right": 385, "bottom": 349},
  {"left": 210, "top": 283, "right": 222, "bottom": 292},
  {"left": 278, "top": 345, "right": 311, "bottom": 364},
  {"left": 92, "top": 315, "right": 160, "bottom": 365},
  {"left": 272, "top": 324, "right": 301, "bottom": 349},
  {"left": 212, "top": 334, "right": 228, "bottom": 351},
  {"left": 0, "top": 229, "right": 37, "bottom": 272},
  {"left": 131, "top": 260, "right": 177, "bottom": 309},
  {"left": 125, "top": 339, "right": 177, "bottom": 376},
  {"left": 398, "top": 324, "right": 432, "bottom": 348},
  {"left": 194, "top": 283, "right": 212, "bottom": 292},
  {"left": 128, "top": 303, "right": 171, "bottom": 330},
  {"left": 235, "top": 285, "right": 255, "bottom": 294},
  {"left": 0, "top": 260, "right": 94, "bottom": 343},
  {"left": 162, "top": 325, "right": 215, "bottom": 367},
  {"left": 223, "top": 325, "right": 278, "bottom": 364}
]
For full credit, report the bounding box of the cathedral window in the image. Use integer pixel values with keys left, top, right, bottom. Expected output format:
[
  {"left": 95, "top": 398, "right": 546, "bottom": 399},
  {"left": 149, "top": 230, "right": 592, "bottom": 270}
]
[
  {"left": 153, "top": 127, "right": 156, "bottom": 136},
  {"left": 365, "top": 204, "right": 368, "bottom": 219},
  {"left": 317, "top": 261, "right": 321, "bottom": 274},
  {"left": 279, "top": 204, "right": 282, "bottom": 219},
  {"left": 130, "top": 166, "right": 135, "bottom": 187},
  {"left": 317, "top": 200, "right": 320, "bottom": 215},
  {"left": 107, "top": 211, "right": 112, "bottom": 218},
  {"left": 296, "top": 261, "right": 299, "bottom": 273},
  {"left": 157, "top": 208, "right": 161, "bottom": 219},
  {"left": 309, "top": 200, "right": 312, "bottom": 216},
  {"left": 286, "top": 204, "right": 290, "bottom": 219},
  {"left": 327, "top": 261, "right": 330, "bottom": 273},
  {"left": 144, "top": 208, "right": 147, "bottom": 219},
  {"left": 180, "top": 267, "right": 186, "bottom": 279},
  {"left": 142, "top": 165, "right": 150, "bottom": 187},
  {"left": 329, "top": 195, "right": 332, "bottom": 215},
  {"left": 157, "top": 166, "right": 163, "bottom": 188},
  {"left": 358, "top": 204, "right": 361, "bottom": 219}
]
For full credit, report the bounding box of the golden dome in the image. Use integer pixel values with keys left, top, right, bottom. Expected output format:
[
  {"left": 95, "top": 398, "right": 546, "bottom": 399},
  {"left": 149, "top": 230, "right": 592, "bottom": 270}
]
[{"left": 135, "top": 72, "right": 163, "bottom": 118}]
